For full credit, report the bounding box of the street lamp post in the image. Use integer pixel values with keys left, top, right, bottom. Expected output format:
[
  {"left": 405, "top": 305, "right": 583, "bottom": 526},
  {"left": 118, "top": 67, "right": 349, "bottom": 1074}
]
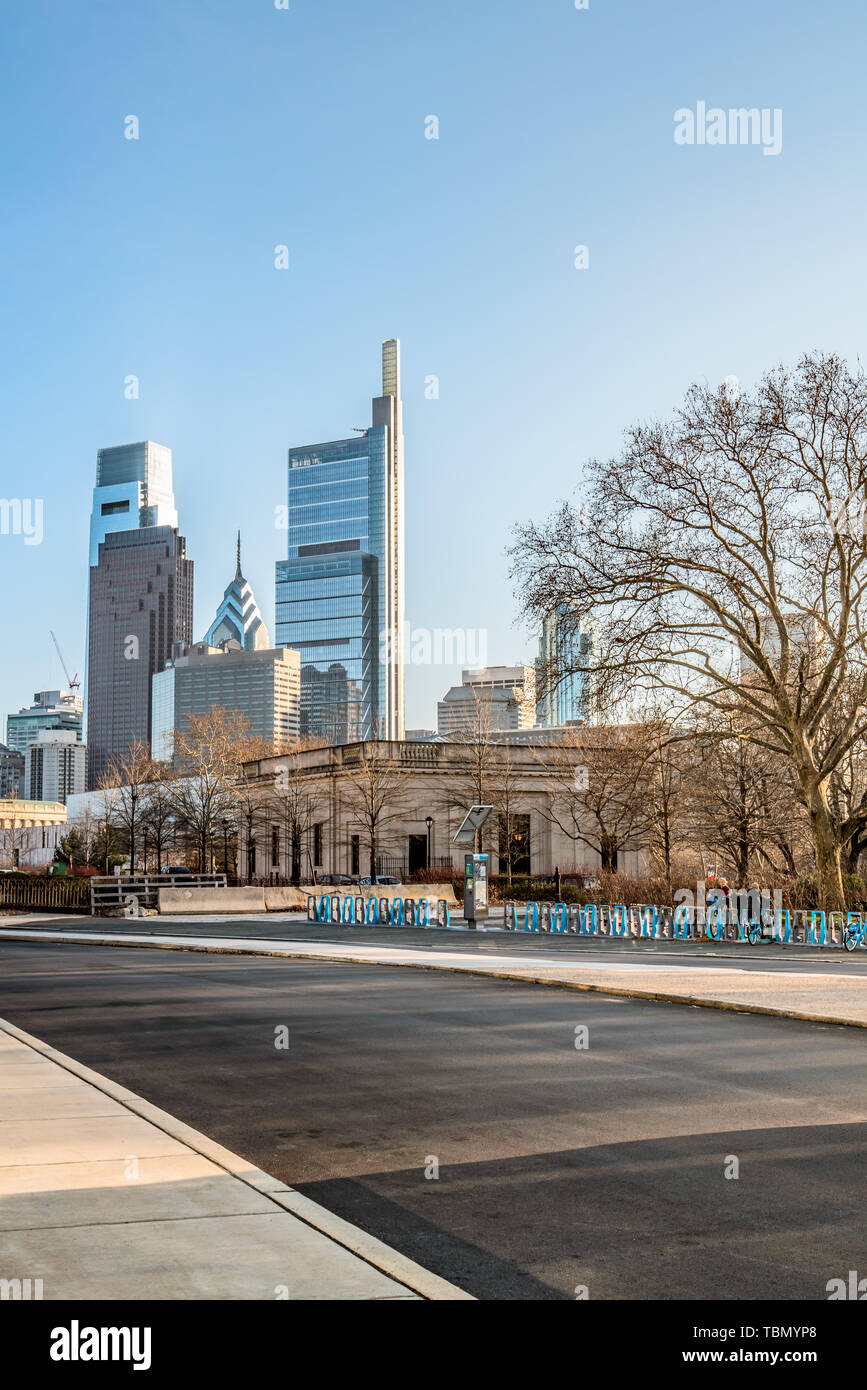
[{"left": 425, "top": 815, "right": 433, "bottom": 869}]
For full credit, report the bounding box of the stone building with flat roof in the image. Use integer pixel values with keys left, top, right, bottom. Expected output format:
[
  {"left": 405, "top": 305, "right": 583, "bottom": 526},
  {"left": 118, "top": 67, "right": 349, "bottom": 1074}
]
[
  {"left": 238, "top": 737, "right": 648, "bottom": 883},
  {"left": 0, "top": 798, "right": 66, "bottom": 869}
]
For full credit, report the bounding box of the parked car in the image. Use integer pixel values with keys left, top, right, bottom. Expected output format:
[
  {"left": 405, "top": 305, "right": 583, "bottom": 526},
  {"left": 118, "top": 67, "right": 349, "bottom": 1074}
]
[
  {"left": 375, "top": 875, "right": 402, "bottom": 886},
  {"left": 160, "top": 865, "right": 194, "bottom": 877},
  {"left": 316, "top": 873, "right": 354, "bottom": 887}
]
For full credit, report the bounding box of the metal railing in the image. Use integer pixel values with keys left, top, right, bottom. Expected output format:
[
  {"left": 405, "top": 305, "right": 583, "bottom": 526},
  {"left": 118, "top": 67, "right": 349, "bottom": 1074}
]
[
  {"left": 369, "top": 855, "right": 454, "bottom": 880},
  {"left": 0, "top": 875, "right": 91, "bottom": 913},
  {"left": 90, "top": 875, "right": 227, "bottom": 917}
]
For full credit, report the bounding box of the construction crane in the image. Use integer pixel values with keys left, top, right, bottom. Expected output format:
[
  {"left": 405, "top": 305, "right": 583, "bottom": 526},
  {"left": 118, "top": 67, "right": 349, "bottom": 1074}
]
[{"left": 50, "top": 631, "right": 80, "bottom": 694}]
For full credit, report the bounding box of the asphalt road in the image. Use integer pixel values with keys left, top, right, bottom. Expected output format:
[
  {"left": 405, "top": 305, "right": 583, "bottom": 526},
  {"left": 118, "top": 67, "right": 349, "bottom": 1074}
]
[
  {"left": 4, "top": 913, "right": 867, "bottom": 975},
  {"left": 1, "top": 939, "right": 865, "bottom": 1300}
]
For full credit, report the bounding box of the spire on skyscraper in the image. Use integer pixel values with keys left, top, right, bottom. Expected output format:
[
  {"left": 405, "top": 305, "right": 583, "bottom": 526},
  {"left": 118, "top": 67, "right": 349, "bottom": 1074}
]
[{"left": 203, "top": 535, "right": 270, "bottom": 652}]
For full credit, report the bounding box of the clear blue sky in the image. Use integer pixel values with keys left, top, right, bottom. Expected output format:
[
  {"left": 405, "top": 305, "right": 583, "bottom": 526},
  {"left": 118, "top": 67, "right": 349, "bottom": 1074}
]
[{"left": 2, "top": 0, "right": 865, "bottom": 731}]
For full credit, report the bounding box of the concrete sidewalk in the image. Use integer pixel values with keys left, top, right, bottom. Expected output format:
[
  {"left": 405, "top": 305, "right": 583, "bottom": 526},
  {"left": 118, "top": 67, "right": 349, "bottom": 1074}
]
[{"left": 0, "top": 1018, "right": 471, "bottom": 1301}]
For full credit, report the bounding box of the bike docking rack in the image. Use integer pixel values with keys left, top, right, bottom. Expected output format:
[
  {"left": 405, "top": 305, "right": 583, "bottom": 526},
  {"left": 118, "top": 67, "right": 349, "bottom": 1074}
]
[
  {"left": 306, "top": 893, "right": 451, "bottom": 929},
  {"left": 500, "top": 901, "right": 867, "bottom": 950},
  {"left": 301, "top": 892, "right": 866, "bottom": 950}
]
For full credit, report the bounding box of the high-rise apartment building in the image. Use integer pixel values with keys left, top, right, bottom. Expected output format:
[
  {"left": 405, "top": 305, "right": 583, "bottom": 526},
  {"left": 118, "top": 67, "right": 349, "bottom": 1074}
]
[
  {"left": 87, "top": 526, "right": 194, "bottom": 787},
  {"left": 6, "top": 690, "right": 83, "bottom": 758},
  {"left": 275, "top": 339, "right": 405, "bottom": 743},
  {"left": 24, "top": 730, "right": 86, "bottom": 804},
  {"left": 151, "top": 641, "right": 300, "bottom": 763}
]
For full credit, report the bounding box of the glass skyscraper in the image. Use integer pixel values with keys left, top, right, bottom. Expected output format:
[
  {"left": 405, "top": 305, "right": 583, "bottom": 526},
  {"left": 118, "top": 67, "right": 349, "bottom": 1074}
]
[
  {"left": 84, "top": 438, "right": 185, "bottom": 787},
  {"left": 275, "top": 340, "right": 405, "bottom": 743},
  {"left": 6, "top": 690, "right": 83, "bottom": 758},
  {"left": 536, "top": 607, "right": 595, "bottom": 726},
  {"left": 88, "top": 441, "right": 178, "bottom": 566}
]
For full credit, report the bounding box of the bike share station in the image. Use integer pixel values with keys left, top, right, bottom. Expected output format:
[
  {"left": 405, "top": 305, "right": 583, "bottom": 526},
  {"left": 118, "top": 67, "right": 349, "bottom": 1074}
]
[
  {"left": 454, "top": 804, "right": 494, "bottom": 929},
  {"left": 303, "top": 798, "right": 867, "bottom": 949}
]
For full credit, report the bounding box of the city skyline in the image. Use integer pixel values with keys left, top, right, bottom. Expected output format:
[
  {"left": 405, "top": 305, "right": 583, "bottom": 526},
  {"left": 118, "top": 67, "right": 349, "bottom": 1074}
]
[
  {"left": 6, "top": 1, "right": 865, "bottom": 736},
  {"left": 2, "top": 1, "right": 867, "bottom": 1328}
]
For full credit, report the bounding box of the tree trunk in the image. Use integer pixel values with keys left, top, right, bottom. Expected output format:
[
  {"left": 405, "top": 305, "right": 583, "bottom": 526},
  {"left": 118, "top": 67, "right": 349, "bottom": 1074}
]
[
  {"left": 842, "top": 831, "right": 865, "bottom": 877},
  {"left": 600, "top": 840, "right": 616, "bottom": 872},
  {"left": 737, "top": 832, "right": 749, "bottom": 886},
  {"left": 809, "top": 798, "right": 846, "bottom": 912}
]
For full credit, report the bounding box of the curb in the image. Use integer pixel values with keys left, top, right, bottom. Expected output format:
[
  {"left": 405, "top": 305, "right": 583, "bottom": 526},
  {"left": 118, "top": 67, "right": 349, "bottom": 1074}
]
[
  {"left": 2, "top": 926, "right": 867, "bottom": 1030},
  {"left": 0, "top": 1014, "right": 473, "bottom": 1302}
]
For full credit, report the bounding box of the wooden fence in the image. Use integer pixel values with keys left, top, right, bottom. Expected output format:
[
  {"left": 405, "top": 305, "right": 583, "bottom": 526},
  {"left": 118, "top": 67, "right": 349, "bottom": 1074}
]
[{"left": 0, "top": 876, "right": 92, "bottom": 913}]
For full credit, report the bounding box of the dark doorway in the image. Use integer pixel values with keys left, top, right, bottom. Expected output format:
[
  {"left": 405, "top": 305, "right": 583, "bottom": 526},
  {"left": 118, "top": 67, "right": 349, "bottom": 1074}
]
[{"left": 408, "top": 834, "right": 427, "bottom": 873}]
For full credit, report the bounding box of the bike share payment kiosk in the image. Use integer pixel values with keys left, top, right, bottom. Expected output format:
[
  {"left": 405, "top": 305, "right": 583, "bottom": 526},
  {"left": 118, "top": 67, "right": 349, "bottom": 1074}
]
[
  {"left": 463, "top": 853, "right": 489, "bottom": 927},
  {"left": 452, "top": 805, "right": 494, "bottom": 929}
]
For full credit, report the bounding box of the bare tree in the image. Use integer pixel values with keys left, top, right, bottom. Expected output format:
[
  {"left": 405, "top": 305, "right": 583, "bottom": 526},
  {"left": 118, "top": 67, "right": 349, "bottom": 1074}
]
[
  {"left": 645, "top": 729, "right": 690, "bottom": 890},
  {"left": 440, "top": 700, "right": 501, "bottom": 853},
  {"left": 231, "top": 758, "right": 270, "bottom": 883},
  {"left": 535, "top": 724, "right": 655, "bottom": 874},
  {"left": 141, "top": 763, "right": 179, "bottom": 874},
  {"left": 512, "top": 352, "right": 867, "bottom": 910},
  {"left": 93, "top": 775, "right": 122, "bottom": 873},
  {"left": 826, "top": 716, "right": 867, "bottom": 876},
  {"left": 67, "top": 802, "right": 98, "bottom": 871},
  {"left": 168, "top": 709, "right": 250, "bottom": 873},
  {"left": 340, "top": 746, "right": 406, "bottom": 878},
  {"left": 265, "top": 743, "right": 326, "bottom": 885},
  {"left": 105, "top": 740, "right": 155, "bottom": 873},
  {"left": 684, "top": 725, "right": 806, "bottom": 885},
  {"left": 490, "top": 743, "right": 527, "bottom": 890}
]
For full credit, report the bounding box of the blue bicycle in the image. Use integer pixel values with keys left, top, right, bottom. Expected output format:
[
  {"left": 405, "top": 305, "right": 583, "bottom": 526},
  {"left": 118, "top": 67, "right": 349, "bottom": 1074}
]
[
  {"left": 843, "top": 916, "right": 867, "bottom": 952},
  {"left": 744, "top": 910, "right": 774, "bottom": 944}
]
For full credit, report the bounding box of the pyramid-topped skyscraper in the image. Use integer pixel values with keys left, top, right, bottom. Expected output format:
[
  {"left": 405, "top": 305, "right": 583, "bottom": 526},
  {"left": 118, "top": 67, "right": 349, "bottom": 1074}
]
[{"left": 204, "top": 534, "right": 270, "bottom": 651}]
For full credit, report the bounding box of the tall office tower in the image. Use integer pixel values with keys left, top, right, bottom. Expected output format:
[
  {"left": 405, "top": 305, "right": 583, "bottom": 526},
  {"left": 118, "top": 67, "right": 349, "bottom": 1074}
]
[
  {"left": 86, "top": 527, "right": 194, "bottom": 788},
  {"left": 151, "top": 641, "right": 300, "bottom": 763},
  {"left": 6, "top": 690, "right": 83, "bottom": 758},
  {"left": 275, "top": 339, "right": 405, "bottom": 744},
  {"left": 203, "top": 534, "right": 270, "bottom": 651},
  {"left": 88, "top": 441, "right": 178, "bottom": 565},
  {"left": 536, "top": 607, "right": 595, "bottom": 726}
]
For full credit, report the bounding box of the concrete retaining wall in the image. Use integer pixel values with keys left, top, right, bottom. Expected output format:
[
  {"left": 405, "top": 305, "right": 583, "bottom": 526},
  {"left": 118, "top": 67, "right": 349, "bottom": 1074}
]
[
  {"left": 158, "top": 887, "right": 266, "bottom": 915},
  {"left": 263, "top": 886, "right": 309, "bottom": 911},
  {"left": 318, "top": 883, "right": 458, "bottom": 906},
  {"left": 158, "top": 882, "right": 459, "bottom": 914}
]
